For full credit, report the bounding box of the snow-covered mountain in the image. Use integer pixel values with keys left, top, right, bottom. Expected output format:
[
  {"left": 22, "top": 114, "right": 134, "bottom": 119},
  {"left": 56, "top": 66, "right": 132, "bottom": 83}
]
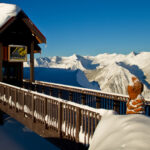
[
  {"left": 24, "top": 54, "right": 98, "bottom": 71},
  {"left": 24, "top": 52, "right": 150, "bottom": 99}
]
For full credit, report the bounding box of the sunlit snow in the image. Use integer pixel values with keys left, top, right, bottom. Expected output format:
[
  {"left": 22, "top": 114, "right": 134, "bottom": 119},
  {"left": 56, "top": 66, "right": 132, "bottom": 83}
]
[
  {"left": 0, "top": 3, "right": 21, "bottom": 28},
  {"left": 89, "top": 114, "right": 150, "bottom": 150}
]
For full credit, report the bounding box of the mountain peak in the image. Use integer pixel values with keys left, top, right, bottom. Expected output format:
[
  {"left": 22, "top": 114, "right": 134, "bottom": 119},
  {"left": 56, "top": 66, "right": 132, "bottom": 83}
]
[
  {"left": 128, "top": 51, "right": 138, "bottom": 56},
  {"left": 71, "top": 54, "right": 81, "bottom": 59}
]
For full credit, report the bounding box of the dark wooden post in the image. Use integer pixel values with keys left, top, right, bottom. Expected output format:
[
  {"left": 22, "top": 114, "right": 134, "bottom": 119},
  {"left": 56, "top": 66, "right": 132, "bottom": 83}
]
[
  {"left": 76, "top": 107, "right": 81, "bottom": 143},
  {"left": 2, "top": 86, "right": 5, "bottom": 105},
  {"left": 69, "top": 92, "right": 73, "bottom": 101},
  {"left": 15, "top": 89, "right": 17, "bottom": 112},
  {"left": 58, "top": 102, "right": 62, "bottom": 137},
  {"left": 30, "top": 41, "right": 34, "bottom": 83},
  {"left": 0, "top": 110, "right": 3, "bottom": 125},
  {"left": 41, "top": 85, "right": 45, "bottom": 94},
  {"left": 44, "top": 98, "right": 47, "bottom": 129},
  {"left": 81, "top": 94, "right": 86, "bottom": 105},
  {"left": 96, "top": 96, "right": 101, "bottom": 108},
  {"left": 50, "top": 88, "right": 53, "bottom": 96},
  {"left": 32, "top": 94, "right": 35, "bottom": 122},
  {"left": 22, "top": 91, "right": 25, "bottom": 117},
  {"left": 113, "top": 100, "right": 120, "bottom": 114},
  {"left": 58, "top": 90, "right": 62, "bottom": 98},
  {"left": 34, "top": 83, "right": 37, "bottom": 91},
  {"left": 148, "top": 106, "right": 150, "bottom": 116},
  {"left": 0, "top": 43, "right": 3, "bottom": 82}
]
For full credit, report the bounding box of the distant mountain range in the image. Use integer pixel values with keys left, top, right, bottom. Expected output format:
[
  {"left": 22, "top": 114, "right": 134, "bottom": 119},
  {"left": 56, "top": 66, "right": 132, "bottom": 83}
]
[{"left": 24, "top": 52, "right": 150, "bottom": 99}]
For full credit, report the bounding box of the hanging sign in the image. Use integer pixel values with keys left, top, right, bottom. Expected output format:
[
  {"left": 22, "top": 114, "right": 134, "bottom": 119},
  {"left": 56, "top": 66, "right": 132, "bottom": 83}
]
[{"left": 8, "top": 45, "right": 27, "bottom": 62}]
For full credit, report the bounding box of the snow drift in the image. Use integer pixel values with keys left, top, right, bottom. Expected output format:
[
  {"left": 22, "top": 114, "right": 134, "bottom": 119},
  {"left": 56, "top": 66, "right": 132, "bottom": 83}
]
[{"left": 89, "top": 114, "right": 150, "bottom": 150}]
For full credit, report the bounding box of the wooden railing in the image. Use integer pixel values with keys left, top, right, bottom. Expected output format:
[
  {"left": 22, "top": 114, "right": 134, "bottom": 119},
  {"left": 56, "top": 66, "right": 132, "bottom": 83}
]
[
  {"left": 23, "top": 79, "right": 150, "bottom": 116},
  {"left": 0, "top": 82, "right": 101, "bottom": 145}
]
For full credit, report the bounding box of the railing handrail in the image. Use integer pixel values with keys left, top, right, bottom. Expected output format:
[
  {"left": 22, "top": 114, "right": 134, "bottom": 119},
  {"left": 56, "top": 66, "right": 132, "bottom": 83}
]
[
  {"left": 0, "top": 81, "right": 101, "bottom": 114},
  {"left": 23, "top": 79, "right": 150, "bottom": 104},
  {"left": 24, "top": 79, "right": 128, "bottom": 97}
]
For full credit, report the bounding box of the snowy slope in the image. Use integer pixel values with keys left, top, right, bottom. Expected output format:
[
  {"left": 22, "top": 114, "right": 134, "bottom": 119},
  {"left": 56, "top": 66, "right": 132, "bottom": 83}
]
[
  {"left": 24, "top": 52, "right": 150, "bottom": 98},
  {"left": 86, "top": 52, "right": 150, "bottom": 98},
  {"left": 86, "top": 63, "right": 133, "bottom": 94},
  {"left": 89, "top": 114, "right": 150, "bottom": 150}
]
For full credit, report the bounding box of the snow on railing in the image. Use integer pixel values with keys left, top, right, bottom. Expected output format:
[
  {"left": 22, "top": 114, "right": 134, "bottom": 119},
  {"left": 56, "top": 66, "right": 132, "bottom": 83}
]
[
  {"left": 0, "top": 82, "right": 102, "bottom": 145},
  {"left": 23, "top": 79, "right": 150, "bottom": 116}
]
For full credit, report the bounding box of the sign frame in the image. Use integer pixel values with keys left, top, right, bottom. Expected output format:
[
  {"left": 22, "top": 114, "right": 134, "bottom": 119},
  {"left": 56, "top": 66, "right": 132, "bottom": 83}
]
[{"left": 8, "top": 45, "right": 27, "bottom": 62}]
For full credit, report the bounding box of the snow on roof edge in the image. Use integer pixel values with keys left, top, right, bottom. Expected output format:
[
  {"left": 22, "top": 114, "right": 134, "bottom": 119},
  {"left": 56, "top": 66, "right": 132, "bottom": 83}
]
[{"left": 0, "top": 3, "right": 21, "bottom": 28}]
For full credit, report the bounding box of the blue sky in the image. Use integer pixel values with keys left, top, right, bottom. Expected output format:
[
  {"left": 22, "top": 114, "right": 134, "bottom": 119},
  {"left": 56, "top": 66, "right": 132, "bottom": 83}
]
[{"left": 1, "top": 0, "right": 150, "bottom": 57}]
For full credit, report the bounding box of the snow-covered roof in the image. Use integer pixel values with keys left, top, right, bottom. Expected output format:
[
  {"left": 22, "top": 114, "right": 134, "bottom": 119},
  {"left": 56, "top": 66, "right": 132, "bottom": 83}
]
[
  {"left": 0, "top": 3, "right": 21, "bottom": 28},
  {"left": 0, "top": 3, "right": 46, "bottom": 44}
]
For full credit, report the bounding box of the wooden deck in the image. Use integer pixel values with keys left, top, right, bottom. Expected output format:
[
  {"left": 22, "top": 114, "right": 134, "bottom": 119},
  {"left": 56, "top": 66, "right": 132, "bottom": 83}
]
[{"left": 0, "top": 82, "right": 101, "bottom": 150}]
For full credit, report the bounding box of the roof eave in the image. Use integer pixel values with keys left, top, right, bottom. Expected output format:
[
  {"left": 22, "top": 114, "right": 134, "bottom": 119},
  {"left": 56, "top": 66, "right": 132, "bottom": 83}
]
[
  {"left": 20, "top": 11, "right": 46, "bottom": 44},
  {"left": 0, "top": 11, "right": 46, "bottom": 44}
]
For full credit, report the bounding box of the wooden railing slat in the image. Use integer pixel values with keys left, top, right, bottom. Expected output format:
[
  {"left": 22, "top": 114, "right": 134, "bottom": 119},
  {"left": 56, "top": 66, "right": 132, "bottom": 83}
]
[
  {"left": 58, "top": 102, "right": 62, "bottom": 137},
  {"left": 76, "top": 107, "right": 81, "bottom": 143}
]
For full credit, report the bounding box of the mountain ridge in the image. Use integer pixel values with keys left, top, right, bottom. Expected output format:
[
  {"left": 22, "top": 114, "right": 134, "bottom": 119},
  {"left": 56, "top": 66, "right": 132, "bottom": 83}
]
[{"left": 24, "top": 52, "right": 150, "bottom": 99}]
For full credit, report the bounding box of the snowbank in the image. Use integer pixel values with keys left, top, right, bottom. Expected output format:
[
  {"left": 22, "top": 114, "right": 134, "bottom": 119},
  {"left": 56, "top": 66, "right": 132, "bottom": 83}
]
[{"left": 89, "top": 114, "right": 150, "bottom": 150}]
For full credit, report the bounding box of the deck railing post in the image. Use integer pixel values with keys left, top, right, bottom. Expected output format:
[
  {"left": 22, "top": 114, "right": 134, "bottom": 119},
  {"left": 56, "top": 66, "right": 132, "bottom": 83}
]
[
  {"left": 113, "top": 99, "right": 120, "bottom": 114},
  {"left": 3, "top": 86, "right": 5, "bottom": 105},
  {"left": 1, "top": 86, "right": 4, "bottom": 103},
  {"left": 32, "top": 94, "right": 35, "bottom": 122},
  {"left": 148, "top": 106, "right": 150, "bottom": 116},
  {"left": 58, "top": 90, "right": 62, "bottom": 99},
  {"left": 96, "top": 96, "right": 101, "bottom": 108},
  {"left": 69, "top": 92, "right": 73, "bottom": 101},
  {"left": 0, "top": 110, "right": 3, "bottom": 125},
  {"left": 76, "top": 107, "right": 81, "bottom": 143},
  {"left": 50, "top": 88, "right": 53, "bottom": 96},
  {"left": 44, "top": 98, "right": 47, "bottom": 129},
  {"left": 15, "top": 89, "right": 17, "bottom": 112},
  {"left": 8, "top": 88, "right": 11, "bottom": 108},
  {"left": 81, "top": 94, "right": 86, "bottom": 105},
  {"left": 34, "top": 84, "right": 37, "bottom": 92},
  {"left": 41, "top": 85, "right": 45, "bottom": 94},
  {"left": 22, "top": 91, "right": 25, "bottom": 116},
  {"left": 22, "top": 81, "right": 25, "bottom": 88},
  {"left": 0, "top": 43, "right": 3, "bottom": 82},
  {"left": 58, "top": 102, "right": 62, "bottom": 137},
  {"left": 31, "top": 83, "right": 35, "bottom": 91}
]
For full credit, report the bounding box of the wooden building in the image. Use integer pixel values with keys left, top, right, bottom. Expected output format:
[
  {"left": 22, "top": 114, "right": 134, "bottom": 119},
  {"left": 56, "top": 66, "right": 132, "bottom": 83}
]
[{"left": 0, "top": 3, "right": 46, "bottom": 86}]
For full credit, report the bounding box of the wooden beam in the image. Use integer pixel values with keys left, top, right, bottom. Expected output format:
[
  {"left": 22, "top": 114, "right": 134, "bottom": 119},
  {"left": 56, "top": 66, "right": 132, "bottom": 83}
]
[
  {"left": 0, "top": 43, "right": 3, "bottom": 82},
  {"left": 30, "top": 41, "right": 34, "bottom": 83},
  {"left": 22, "top": 13, "right": 46, "bottom": 44}
]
